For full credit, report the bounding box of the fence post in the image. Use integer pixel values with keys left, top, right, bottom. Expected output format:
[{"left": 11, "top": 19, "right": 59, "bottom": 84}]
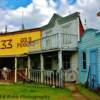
[
  {"left": 59, "top": 70, "right": 64, "bottom": 88},
  {"left": 14, "top": 57, "right": 17, "bottom": 83},
  {"left": 28, "top": 56, "right": 31, "bottom": 79},
  {"left": 54, "top": 70, "right": 56, "bottom": 87}
]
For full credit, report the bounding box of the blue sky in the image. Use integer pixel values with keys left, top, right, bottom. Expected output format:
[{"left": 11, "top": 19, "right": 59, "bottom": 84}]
[
  {"left": 0, "top": 0, "right": 32, "bottom": 9},
  {"left": 0, "top": 0, "right": 77, "bottom": 9},
  {"left": 0, "top": 0, "right": 100, "bottom": 32}
]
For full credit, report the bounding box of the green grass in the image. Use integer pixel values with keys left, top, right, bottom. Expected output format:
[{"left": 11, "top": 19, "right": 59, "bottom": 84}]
[
  {"left": 76, "top": 84, "right": 100, "bottom": 100},
  {"left": 0, "top": 83, "right": 100, "bottom": 100},
  {"left": 0, "top": 83, "right": 73, "bottom": 100}
]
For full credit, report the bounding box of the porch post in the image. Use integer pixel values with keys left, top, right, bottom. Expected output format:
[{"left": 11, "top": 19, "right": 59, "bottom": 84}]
[
  {"left": 28, "top": 56, "right": 31, "bottom": 79},
  {"left": 40, "top": 53, "right": 44, "bottom": 83},
  {"left": 58, "top": 50, "right": 62, "bottom": 70},
  {"left": 58, "top": 50, "right": 63, "bottom": 87},
  {"left": 14, "top": 57, "right": 17, "bottom": 83}
]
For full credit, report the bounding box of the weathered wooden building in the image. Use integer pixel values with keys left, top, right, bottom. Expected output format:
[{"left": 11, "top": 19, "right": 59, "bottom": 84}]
[
  {"left": 28, "top": 12, "right": 84, "bottom": 86},
  {"left": 78, "top": 28, "right": 100, "bottom": 90},
  {"left": 0, "top": 12, "right": 84, "bottom": 87}
]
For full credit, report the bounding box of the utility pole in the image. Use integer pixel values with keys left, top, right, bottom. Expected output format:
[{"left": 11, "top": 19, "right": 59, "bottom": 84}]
[
  {"left": 5, "top": 25, "right": 7, "bottom": 33},
  {"left": 84, "top": 18, "right": 87, "bottom": 29},
  {"left": 21, "top": 8, "right": 25, "bottom": 30}
]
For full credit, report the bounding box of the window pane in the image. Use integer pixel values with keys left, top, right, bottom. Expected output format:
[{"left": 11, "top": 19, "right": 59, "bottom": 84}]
[
  {"left": 83, "top": 52, "right": 86, "bottom": 60},
  {"left": 63, "top": 56, "right": 70, "bottom": 70},
  {"left": 82, "top": 52, "right": 86, "bottom": 69},
  {"left": 83, "top": 61, "right": 86, "bottom": 69}
]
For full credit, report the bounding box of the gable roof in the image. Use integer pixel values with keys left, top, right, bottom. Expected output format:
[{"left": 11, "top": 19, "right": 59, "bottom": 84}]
[
  {"left": 42, "top": 13, "right": 62, "bottom": 29},
  {"left": 59, "top": 12, "right": 80, "bottom": 24},
  {"left": 42, "top": 12, "right": 80, "bottom": 30}
]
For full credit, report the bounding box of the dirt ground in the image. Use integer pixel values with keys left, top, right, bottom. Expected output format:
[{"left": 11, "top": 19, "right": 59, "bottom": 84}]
[{"left": 65, "top": 83, "right": 88, "bottom": 100}]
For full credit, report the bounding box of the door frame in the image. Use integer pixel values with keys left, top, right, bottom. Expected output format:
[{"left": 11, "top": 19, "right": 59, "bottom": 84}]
[{"left": 89, "top": 48, "right": 98, "bottom": 89}]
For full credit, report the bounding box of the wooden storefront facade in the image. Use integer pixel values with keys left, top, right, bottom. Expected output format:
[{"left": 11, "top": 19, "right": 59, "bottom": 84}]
[
  {"left": 0, "top": 12, "right": 84, "bottom": 87},
  {"left": 0, "top": 28, "right": 42, "bottom": 83}
]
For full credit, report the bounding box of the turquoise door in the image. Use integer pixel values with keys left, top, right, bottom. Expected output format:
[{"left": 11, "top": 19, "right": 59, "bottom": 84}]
[{"left": 89, "top": 49, "right": 98, "bottom": 89}]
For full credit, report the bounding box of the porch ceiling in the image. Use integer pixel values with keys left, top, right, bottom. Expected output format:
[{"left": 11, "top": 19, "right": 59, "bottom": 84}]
[
  {"left": 0, "top": 54, "right": 27, "bottom": 58},
  {"left": 28, "top": 48, "right": 77, "bottom": 55}
]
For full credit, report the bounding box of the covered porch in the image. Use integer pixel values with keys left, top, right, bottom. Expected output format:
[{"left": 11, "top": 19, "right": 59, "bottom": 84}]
[
  {"left": 29, "top": 50, "right": 78, "bottom": 87},
  {"left": 0, "top": 56, "right": 28, "bottom": 83}
]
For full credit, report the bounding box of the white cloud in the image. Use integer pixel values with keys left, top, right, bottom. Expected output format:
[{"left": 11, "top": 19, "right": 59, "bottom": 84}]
[
  {"left": 47, "top": 0, "right": 57, "bottom": 8},
  {"left": 57, "top": 0, "right": 100, "bottom": 29},
  {"left": 32, "top": 0, "right": 56, "bottom": 25},
  {"left": 0, "top": 0, "right": 100, "bottom": 32},
  {"left": 32, "top": 0, "right": 48, "bottom": 7},
  {"left": 0, "top": 0, "right": 57, "bottom": 32},
  {"left": 61, "top": 0, "right": 66, "bottom": 4}
]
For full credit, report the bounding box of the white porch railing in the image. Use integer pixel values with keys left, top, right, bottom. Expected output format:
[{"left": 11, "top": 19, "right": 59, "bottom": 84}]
[
  {"left": 0, "top": 68, "right": 77, "bottom": 87},
  {"left": 62, "top": 33, "right": 78, "bottom": 48},
  {"left": 30, "top": 70, "right": 63, "bottom": 87},
  {"left": 30, "top": 70, "right": 77, "bottom": 87},
  {"left": 42, "top": 34, "right": 59, "bottom": 50},
  {"left": 42, "top": 33, "right": 78, "bottom": 50}
]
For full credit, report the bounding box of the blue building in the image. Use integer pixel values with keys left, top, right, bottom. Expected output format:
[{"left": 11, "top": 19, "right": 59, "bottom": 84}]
[{"left": 78, "top": 28, "right": 100, "bottom": 90}]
